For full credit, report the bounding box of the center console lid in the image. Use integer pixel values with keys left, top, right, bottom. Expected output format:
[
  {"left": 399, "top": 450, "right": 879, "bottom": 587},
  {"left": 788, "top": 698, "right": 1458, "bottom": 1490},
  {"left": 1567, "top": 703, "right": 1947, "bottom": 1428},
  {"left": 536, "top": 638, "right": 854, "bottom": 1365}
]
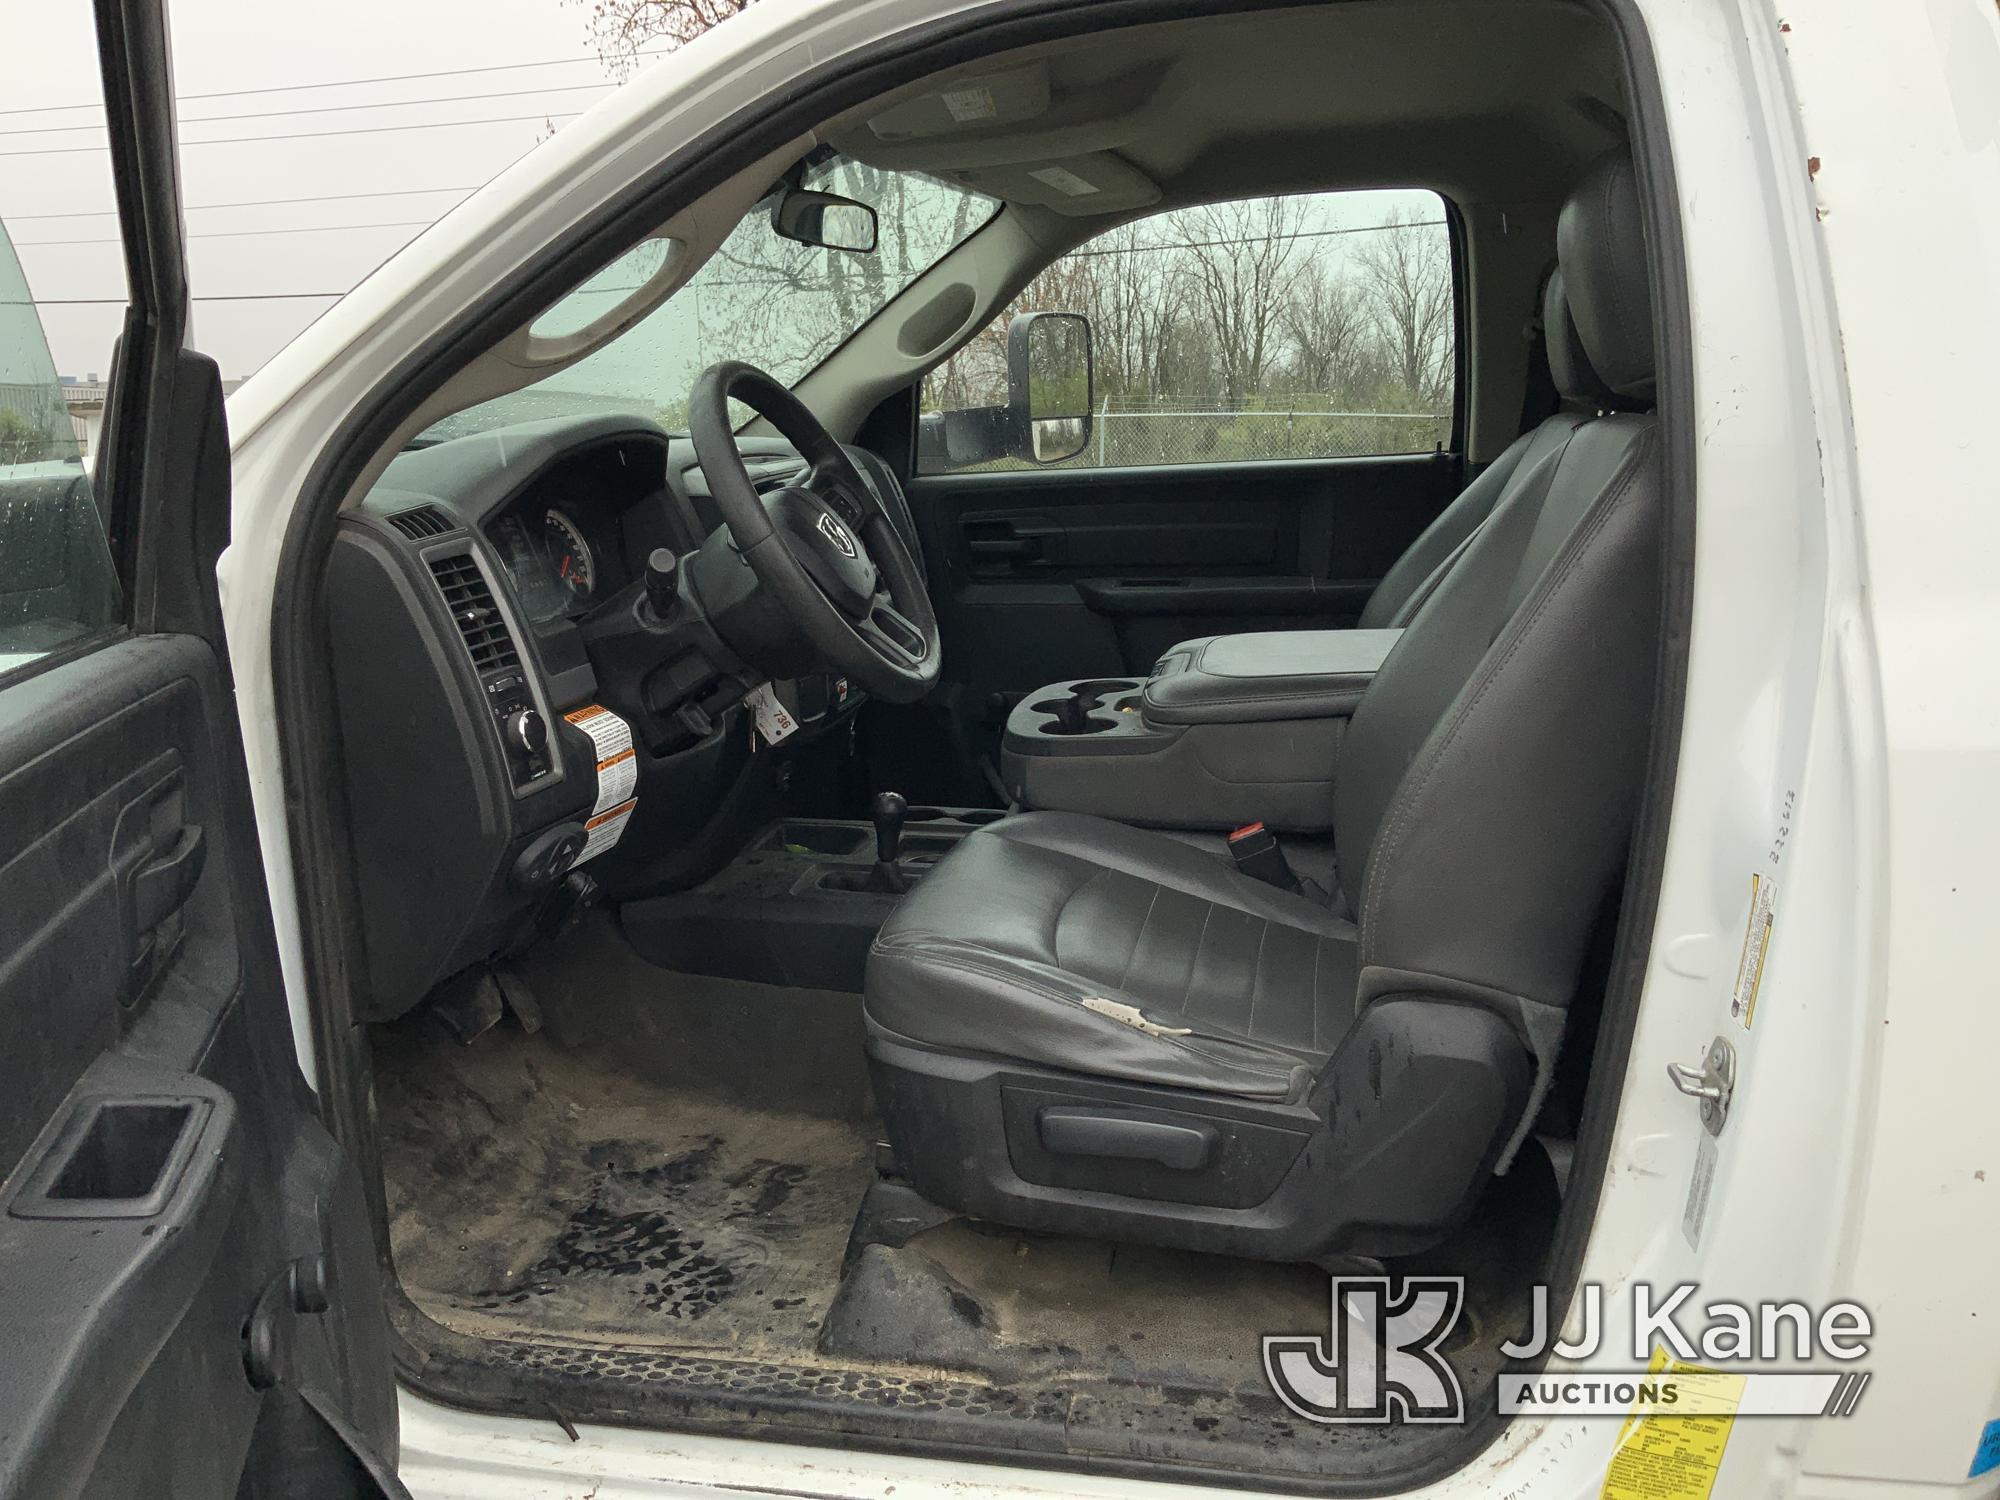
[
  {"left": 1142, "top": 629, "right": 1403, "bottom": 725},
  {"left": 1001, "top": 628, "right": 1402, "bottom": 833}
]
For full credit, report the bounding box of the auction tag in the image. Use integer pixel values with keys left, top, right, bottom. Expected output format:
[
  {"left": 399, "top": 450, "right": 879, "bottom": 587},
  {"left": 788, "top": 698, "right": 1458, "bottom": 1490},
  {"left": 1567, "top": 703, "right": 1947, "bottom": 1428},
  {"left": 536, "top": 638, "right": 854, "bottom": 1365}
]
[
  {"left": 562, "top": 704, "right": 637, "bottom": 862},
  {"left": 744, "top": 682, "right": 799, "bottom": 747}
]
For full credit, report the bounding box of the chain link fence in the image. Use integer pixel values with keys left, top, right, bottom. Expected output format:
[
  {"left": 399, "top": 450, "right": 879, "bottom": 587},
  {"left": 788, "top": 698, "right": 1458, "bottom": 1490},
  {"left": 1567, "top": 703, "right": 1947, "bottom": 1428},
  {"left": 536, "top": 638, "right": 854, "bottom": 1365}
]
[
  {"left": 1088, "top": 396, "right": 1447, "bottom": 467},
  {"left": 931, "top": 395, "right": 1448, "bottom": 473}
]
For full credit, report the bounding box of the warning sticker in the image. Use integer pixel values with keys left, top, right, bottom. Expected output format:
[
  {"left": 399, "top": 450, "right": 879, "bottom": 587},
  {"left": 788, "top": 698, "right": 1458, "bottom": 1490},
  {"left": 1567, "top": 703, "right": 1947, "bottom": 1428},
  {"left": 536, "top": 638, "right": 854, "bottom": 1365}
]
[
  {"left": 562, "top": 704, "right": 637, "bottom": 862},
  {"left": 940, "top": 85, "right": 998, "bottom": 123},
  {"left": 1601, "top": 1348, "right": 1744, "bottom": 1500},
  {"left": 1729, "top": 872, "right": 1777, "bottom": 1029},
  {"left": 1027, "top": 164, "right": 1099, "bottom": 198},
  {"left": 1682, "top": 1132, "right": 1719, "bottom": 1249},
  {"left": 579, "top": 798, "right": 637, "bottom": 863}
]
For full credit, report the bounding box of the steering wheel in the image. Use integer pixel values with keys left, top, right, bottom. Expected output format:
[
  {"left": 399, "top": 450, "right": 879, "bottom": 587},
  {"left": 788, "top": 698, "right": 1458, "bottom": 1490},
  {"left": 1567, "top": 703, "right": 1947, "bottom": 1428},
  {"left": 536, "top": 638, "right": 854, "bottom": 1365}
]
[{"left": 688, "top": 361, "right": 940, "bottom": 704}]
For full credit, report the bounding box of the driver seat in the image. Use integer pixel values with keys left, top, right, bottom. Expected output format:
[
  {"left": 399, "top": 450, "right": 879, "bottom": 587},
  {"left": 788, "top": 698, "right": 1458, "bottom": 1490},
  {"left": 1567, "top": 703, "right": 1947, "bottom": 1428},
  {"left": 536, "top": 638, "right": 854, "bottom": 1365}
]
[{"left": 863, "top": 150, "right": 1663, "bottom": 1263}]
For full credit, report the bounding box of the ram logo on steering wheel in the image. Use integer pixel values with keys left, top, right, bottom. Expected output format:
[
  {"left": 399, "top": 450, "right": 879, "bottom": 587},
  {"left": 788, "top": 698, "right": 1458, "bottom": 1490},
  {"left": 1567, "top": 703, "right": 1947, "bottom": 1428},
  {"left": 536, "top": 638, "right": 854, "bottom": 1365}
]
[{"left": 816, "top": 511, "right": 857, "bottom": 559}]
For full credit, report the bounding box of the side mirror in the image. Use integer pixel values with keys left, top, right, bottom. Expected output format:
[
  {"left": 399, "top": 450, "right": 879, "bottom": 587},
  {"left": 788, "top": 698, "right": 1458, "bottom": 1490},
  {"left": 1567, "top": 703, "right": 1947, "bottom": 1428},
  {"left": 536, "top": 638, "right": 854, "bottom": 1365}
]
[
  {"left": 1006, "top": 312, "right": 1092, "bottom": 463},
  {"left": 770, "top": 188, "right": 878, "bottom": 253}
]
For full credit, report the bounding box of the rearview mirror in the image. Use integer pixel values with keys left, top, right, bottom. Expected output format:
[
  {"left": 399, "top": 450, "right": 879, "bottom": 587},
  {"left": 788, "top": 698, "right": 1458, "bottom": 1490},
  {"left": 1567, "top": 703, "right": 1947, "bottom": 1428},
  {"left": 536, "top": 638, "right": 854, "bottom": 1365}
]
[
  {"left": 770, "top": 188, "right": 878, "bottom": 253},
  {"left": 1007, "top": 311, "right": 1093, "bottom": 463}
]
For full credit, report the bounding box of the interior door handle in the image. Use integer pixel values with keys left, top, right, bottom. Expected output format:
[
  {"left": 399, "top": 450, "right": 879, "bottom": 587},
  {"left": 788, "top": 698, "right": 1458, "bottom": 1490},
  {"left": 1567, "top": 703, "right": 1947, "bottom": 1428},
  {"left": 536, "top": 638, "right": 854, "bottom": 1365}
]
[
  {"left": 132, "top": 825, "right": 206, "bottom": 933},
  {"left": 968, "top": 536, "right": 1043, "bottom": 559},
  {"left": 965, "top": 521, "right": 1056, "bottom": 566}
]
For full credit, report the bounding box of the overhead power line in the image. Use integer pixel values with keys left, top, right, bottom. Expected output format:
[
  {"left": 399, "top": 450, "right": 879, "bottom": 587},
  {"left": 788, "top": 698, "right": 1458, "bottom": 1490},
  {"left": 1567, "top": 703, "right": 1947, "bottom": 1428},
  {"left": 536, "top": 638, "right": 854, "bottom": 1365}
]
[
  {"left": 1067, "top": 221, "right": 1448, "bottom": 258},
  {"left": 0, "top": 82, "right": 614, "bottom": 137},
  {"left": 16, "top": 220, "right": 439, "bottom": 249},
  {"left": 0, "top": 111, "right": 584, "bottom": 158},
  {"left": 7, "top": 186, "right": 481, "bottom": 222},
  {"left": 23, "top": 292, "right": 350, "bottom": 304},
  {"left": 0, "top": 49, "right": 668, "bottom": 118}
]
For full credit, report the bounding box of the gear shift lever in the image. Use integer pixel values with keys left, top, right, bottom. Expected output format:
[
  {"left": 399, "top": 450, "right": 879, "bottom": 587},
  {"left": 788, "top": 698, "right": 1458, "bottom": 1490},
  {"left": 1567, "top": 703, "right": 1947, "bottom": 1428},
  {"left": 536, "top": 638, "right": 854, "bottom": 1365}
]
[{"left": 870, "top": 791, "right": 909, "bottom": 894}]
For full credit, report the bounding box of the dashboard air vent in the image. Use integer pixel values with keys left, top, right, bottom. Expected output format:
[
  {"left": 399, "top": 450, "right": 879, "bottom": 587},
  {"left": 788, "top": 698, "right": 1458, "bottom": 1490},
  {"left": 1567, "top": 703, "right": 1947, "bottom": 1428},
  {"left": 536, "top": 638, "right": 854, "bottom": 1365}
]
[
  {"left": 427, "top": 553, "right": 520, "bottom": 674},
  {"left": 388, "top": 505, "right": 455, "bottom": 540}
]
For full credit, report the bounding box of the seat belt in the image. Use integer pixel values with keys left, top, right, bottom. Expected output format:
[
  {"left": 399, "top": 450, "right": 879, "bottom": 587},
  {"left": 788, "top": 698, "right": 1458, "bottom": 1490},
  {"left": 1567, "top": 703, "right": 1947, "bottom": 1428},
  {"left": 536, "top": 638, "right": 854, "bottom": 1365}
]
[
  {"left": 1226, "top": 822, "right": 1298, "bottom": 891},
  {"left": 1517, "top": 260, "right": 1561, "bottom": 435}
]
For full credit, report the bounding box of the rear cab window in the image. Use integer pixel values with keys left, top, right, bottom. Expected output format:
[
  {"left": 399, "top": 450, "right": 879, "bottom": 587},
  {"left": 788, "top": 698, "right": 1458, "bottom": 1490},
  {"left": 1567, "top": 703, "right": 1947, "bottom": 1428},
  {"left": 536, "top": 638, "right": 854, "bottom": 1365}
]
[{"left": 918, "top": 188, "right": 1457, "bottom": 473}]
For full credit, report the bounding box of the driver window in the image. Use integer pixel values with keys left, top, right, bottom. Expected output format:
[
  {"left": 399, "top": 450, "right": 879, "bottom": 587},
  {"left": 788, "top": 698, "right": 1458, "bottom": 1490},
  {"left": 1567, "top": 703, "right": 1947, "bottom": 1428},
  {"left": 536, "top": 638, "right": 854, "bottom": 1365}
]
[{"left": 917, "top": 188, "right": 1457, "bottom": 474}]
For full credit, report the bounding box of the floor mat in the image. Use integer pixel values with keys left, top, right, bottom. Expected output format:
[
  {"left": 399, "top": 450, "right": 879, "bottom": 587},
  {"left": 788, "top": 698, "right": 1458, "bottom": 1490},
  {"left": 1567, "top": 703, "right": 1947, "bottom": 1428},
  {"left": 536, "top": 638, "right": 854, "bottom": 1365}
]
[{"left": 374, "top": 1019, "right": 876, "bottom": 1361}]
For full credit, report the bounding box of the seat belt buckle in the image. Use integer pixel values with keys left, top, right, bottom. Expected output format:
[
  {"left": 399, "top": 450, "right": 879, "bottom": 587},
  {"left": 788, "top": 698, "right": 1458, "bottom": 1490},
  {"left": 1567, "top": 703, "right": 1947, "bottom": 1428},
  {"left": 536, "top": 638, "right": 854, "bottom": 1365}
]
[{"left": 1226, "top": 822, "right": 1301, "bottom": 893}]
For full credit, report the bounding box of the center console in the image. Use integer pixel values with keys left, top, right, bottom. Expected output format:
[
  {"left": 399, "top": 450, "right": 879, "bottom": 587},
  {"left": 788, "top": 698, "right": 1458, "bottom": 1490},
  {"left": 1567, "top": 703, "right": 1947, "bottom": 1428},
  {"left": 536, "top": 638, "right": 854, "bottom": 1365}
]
[
  {"left": 1001, "top": 629, "right": 1401, "bottom": 832},
  {"left": 619, "top": 805, "right": 1007, "bottom": 991}
]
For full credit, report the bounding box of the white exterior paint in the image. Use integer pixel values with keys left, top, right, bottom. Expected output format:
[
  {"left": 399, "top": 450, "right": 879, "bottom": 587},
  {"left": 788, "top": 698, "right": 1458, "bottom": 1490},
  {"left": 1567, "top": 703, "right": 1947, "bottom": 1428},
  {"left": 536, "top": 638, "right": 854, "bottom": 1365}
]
[{"left": 219, "top": 0, "right": 2000, "bottom": 1494}]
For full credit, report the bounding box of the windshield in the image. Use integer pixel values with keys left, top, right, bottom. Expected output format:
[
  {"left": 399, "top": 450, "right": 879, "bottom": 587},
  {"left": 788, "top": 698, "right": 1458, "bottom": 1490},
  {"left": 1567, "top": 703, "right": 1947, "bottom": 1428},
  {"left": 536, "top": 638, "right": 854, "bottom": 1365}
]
[{"left": 419, "top": 156, "right": 997, "bottom": 443}]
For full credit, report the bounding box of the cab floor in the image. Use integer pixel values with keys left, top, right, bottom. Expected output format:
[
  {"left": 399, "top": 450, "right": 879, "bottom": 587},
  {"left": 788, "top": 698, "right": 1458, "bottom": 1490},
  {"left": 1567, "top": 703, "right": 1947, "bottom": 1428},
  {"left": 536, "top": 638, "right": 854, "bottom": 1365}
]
[
  {"left": 374, "top": 1016, "right": 877, "bottom": 1363},
  {"left": 372, "top": 935, "right": 1558, "bottom": 1483}
]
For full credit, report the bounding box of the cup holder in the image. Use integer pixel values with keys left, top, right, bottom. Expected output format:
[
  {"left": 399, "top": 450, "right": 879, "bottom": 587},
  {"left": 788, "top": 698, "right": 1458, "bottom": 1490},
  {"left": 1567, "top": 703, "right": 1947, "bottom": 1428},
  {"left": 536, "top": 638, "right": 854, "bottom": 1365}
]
[{"left": 1030, "top": 678, "right": 1140, "bottom": 735}]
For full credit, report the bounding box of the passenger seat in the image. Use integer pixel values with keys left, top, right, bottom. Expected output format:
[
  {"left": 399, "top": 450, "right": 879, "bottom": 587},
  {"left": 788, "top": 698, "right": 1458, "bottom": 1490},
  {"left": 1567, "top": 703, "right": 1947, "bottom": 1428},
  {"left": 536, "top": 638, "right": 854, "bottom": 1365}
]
[
  {"left": 1359, "top": 268, "right": 1615, "bottom": 629},
  {"left": 863, "top": 148, "right": 1664, "bottom": 1265}
]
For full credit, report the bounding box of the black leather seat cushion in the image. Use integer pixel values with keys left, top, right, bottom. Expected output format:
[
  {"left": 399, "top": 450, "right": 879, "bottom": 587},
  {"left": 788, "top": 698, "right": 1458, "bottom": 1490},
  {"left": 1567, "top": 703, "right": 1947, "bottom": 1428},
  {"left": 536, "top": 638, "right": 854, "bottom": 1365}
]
[{"left": 868, "top": 811, "right": 1357, "bottom": 1101}]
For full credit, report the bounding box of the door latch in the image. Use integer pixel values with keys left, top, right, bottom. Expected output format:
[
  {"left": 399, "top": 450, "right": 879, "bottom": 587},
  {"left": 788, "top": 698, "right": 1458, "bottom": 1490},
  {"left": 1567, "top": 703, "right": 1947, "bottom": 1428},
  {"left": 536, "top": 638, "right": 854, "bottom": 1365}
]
[{"left": 1666, "top": 1035, "right": 1737, "bottom": 1137}]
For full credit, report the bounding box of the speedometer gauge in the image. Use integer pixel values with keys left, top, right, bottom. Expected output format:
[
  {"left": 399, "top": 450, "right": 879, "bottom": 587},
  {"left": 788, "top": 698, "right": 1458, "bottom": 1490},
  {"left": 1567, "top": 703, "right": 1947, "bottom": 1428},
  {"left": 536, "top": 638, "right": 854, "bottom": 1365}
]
[{"left": 542, "top": 508, "right": 595, "bottom": 604}]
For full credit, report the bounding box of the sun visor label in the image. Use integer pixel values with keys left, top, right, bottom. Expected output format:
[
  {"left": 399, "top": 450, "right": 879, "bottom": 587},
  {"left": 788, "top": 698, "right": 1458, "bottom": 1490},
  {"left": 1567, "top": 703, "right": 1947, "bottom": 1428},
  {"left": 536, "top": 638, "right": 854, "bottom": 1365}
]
[{"left": 563, "top": 704, "right": 637, "bottom": 863}]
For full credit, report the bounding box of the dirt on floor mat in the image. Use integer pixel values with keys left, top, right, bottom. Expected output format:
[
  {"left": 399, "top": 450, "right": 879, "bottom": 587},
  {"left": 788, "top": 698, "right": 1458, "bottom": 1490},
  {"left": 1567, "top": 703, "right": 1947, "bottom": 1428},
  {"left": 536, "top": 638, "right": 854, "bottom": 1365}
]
[{"left": 373, "top": 1019, "right": 877, "bottom": 1361}]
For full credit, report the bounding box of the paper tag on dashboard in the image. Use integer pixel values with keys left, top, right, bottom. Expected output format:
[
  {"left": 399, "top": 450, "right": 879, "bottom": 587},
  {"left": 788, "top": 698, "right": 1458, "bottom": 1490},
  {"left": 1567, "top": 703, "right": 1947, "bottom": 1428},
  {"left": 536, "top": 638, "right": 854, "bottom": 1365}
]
[
  {"left": 562, "top": 704, "right": 637, "bottom": 862},
  {"left": 745, "top": 683, "right": 799, "bottom": 747}
]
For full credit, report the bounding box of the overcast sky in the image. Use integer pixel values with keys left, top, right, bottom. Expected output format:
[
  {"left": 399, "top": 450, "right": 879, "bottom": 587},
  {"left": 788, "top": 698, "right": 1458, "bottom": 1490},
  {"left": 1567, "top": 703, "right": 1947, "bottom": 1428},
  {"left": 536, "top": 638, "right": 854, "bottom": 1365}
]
[{"left": 3, "top": 0, "right": 625, "bottom": 380}]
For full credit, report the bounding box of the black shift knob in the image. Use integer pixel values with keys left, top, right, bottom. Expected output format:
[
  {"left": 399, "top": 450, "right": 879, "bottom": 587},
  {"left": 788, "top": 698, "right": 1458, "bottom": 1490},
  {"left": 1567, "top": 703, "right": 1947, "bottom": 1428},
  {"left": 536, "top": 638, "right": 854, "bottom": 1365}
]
[
  {"left": 871, "top": 791, "right": 908, "bottom": 865},
  {"left": 644, "top": 547, "right": 680, "bottom": 617}
]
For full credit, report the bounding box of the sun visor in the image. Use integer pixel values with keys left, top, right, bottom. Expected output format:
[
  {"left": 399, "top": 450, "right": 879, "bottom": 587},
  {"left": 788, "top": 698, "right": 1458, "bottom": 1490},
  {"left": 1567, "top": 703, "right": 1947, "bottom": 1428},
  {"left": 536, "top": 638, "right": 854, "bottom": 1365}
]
[
  {"left": 867, "top": 60, "right": 1052, "bottom": 140},
  {"left": 948, "top": 152, "right": 1160, "bottom": 216}
]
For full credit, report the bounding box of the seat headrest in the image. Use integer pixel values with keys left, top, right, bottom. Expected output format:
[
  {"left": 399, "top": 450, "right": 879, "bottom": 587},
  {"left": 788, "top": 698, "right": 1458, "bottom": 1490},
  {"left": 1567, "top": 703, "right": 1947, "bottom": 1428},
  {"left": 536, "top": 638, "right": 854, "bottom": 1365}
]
[
  {"left": 1544, "top": 268, "right": 1613, "bottom": 407},
  {"left": 1556, "top": 149, "right": 1656, "bottom": 401}
]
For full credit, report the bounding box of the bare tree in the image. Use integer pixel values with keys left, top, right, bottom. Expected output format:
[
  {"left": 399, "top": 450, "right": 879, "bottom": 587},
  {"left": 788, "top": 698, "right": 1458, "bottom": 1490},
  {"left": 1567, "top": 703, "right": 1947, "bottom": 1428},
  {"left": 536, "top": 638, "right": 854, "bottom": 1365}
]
[
  {"left": 1163, "top": 197, "right": 1309, "bottom": 403},
  {"left": 1281, "top": 263, "right": 1369, "bottom": 397},
  {"left": 1355, "top": 208, "right": 1454, "bottom": 409},
  {"left": 577, "top": 0, "right": 759, "bottom": 76}
]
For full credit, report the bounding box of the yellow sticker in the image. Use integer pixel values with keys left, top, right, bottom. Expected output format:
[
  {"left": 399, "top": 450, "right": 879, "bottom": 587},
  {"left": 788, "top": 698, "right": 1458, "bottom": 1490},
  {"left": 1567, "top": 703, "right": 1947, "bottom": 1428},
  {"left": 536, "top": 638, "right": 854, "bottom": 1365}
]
[
  {"left": 1730, "top": 872, "right": 1777, "bottom": 1029},
  {"left": 1601, "top": 1348, "right": 1745, "bottom": 1500}
]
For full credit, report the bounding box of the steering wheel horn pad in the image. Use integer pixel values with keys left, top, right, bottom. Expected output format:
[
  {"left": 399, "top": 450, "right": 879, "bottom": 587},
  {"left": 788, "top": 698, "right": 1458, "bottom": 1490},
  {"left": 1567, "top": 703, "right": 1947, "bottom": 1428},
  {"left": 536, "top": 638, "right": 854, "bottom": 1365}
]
[
  {"left": 765, "top": 487, "right": 878, "bottom": 617},
  {"left": 688, "top": 360, "right": 941, "bottom": 704}
]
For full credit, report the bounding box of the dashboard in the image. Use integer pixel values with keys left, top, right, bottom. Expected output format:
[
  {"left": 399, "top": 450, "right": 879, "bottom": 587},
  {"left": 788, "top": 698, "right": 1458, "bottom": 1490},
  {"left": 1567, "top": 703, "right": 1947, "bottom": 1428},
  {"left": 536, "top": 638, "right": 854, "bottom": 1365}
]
[
  {"left": 480, "top": 437, "right": 682, "bottom": 625},
  {"left": 489, "top": 505, "right": 608, "bottom": 624},
  {"left": 325, "top": 412, "right": 900, "bottom": 1024}
]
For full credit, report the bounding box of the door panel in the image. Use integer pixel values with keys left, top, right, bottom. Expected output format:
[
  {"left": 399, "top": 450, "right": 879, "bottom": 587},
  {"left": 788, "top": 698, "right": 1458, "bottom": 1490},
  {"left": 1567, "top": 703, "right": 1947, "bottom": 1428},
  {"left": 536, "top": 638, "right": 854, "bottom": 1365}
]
[
  {"left": 0, "top": 0, "right": 399, "bottom": 1491},
  {"left": 910, "top": 451, "right": 1460, "bottom": 703},
  {"left": 0, "top": 638, "right": 398, "bottom": 1497}
]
